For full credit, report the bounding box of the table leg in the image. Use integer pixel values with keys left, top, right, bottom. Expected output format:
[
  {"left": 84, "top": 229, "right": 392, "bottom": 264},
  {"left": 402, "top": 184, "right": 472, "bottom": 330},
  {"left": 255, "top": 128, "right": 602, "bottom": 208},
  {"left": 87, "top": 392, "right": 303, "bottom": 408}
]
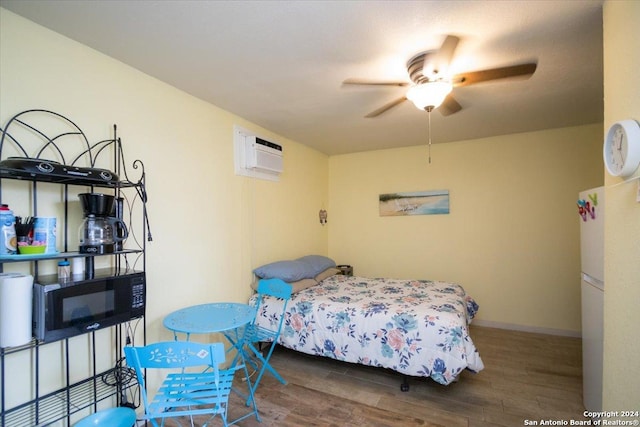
[{"left": 227, "top": 335, "right": 261, "bottom": 424}]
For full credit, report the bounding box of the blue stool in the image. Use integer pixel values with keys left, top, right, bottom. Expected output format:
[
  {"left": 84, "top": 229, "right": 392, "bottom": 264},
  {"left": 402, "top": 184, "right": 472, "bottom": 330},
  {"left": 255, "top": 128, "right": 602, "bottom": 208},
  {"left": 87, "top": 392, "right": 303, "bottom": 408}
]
[{"left": 73, "top": 407, "right": 136, "bottom": 427}]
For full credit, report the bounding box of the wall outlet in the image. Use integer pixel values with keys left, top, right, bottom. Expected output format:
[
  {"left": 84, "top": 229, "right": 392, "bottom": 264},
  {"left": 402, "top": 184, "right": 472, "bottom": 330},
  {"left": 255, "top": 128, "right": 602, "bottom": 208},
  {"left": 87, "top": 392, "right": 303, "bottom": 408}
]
[{"left": 637, "top": 180, "right": 640, "bottom": 203}]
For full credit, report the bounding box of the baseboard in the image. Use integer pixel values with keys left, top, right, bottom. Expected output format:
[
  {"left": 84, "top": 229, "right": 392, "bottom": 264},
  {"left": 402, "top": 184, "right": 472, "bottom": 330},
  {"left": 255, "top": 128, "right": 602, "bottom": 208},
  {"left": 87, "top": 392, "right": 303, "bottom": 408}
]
[{"left": 472, "top": 319, "right": 581, "bottom": 338}]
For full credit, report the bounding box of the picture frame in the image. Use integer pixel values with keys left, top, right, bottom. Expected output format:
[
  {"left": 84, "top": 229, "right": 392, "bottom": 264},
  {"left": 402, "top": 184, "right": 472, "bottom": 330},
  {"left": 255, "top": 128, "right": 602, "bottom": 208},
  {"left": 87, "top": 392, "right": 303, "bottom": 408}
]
[{"left": 379, "top": 190, "right": 450, "bottom": 216}]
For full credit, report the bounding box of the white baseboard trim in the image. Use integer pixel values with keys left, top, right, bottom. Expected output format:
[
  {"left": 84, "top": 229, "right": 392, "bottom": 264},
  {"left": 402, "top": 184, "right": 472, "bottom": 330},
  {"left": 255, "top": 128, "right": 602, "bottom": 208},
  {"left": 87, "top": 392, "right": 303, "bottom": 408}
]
[{"left": 472, "top": 319, "right": 581, "bottom": 338}]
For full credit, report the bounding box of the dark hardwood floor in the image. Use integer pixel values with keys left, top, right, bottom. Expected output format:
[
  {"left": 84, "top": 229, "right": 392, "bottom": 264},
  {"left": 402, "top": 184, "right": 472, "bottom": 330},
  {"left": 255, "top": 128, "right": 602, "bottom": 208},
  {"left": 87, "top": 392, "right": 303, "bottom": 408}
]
[{"left": 174, "top": 325, "right": 588, "bottom": 426}]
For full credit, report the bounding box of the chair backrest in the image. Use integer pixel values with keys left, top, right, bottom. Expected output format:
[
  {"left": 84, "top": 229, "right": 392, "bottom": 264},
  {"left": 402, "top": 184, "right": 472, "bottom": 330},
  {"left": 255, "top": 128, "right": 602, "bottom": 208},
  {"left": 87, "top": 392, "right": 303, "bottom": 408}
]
[
  {"left": 124, "top": 341, "right": 226, "bottom": 410},
  {"left": 257, "top": 278, "right": 293, "bottom": 300},
  {"left": 252, "top": 278, "right": 293, "bottom": 331}
]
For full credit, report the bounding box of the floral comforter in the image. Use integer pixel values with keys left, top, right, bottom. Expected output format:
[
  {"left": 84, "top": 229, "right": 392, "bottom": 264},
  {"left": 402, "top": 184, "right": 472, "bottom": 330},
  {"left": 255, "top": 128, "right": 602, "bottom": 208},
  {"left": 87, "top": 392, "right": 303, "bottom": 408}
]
[{"left": 251, "top": 274, "right": 484, "bottom": 385}]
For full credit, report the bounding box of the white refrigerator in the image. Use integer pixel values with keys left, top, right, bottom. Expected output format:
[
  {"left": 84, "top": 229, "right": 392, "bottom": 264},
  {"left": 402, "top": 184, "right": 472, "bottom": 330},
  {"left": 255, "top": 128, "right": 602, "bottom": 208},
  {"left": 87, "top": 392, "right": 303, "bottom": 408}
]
[{"left": 578, "top": 186, "right": 604, "bottom": 412}]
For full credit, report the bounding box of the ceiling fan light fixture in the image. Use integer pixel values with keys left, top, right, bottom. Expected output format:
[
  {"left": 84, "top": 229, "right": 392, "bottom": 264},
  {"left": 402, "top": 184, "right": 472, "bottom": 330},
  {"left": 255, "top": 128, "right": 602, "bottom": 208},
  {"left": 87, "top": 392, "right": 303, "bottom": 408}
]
[{"left": 406, "top": 81, "right": 453, "bottom": 111}]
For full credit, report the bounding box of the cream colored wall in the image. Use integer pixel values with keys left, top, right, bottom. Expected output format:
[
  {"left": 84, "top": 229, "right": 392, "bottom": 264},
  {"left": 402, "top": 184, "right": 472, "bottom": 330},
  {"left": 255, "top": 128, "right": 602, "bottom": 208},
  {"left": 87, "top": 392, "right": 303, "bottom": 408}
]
[
  {"left": 602, "top": 0, "right": 640, "bottom": 410},
  {"left": 4, "top": 0, "right": 638, "bottom": 414},
  {"left": 329, "top": 125, "right": 602, "bottom": 333},
  {"left": 0, "top": 8, "right": 327, "bottom": 419}
]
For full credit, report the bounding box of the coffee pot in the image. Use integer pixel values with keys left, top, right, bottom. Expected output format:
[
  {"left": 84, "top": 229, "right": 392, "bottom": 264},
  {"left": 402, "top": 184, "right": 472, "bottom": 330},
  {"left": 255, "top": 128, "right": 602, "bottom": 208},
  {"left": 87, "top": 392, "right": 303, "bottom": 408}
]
[
  {"left": 78, "top": 215, "right": 128, "bottom": 254},
  {"left": 78, "top": 193, "right": 128, "bottom": 254}
]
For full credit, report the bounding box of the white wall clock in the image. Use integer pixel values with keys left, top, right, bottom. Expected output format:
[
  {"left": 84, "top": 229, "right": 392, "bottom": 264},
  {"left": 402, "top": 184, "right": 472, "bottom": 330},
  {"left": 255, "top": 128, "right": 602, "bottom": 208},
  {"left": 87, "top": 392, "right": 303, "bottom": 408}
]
[{"left": 603, "top": 119, "right": 640, "bottom": 178}]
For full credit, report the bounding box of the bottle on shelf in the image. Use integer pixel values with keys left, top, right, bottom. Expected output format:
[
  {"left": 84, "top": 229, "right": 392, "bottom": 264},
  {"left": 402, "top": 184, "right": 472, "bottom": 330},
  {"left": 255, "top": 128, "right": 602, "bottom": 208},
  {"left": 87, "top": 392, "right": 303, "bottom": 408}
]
[
  {"left": 0, "top": 204, "right": 17, "bottom": 255},
  {"left": 57, "top": 260, "right": 70, "bottom": 283}
]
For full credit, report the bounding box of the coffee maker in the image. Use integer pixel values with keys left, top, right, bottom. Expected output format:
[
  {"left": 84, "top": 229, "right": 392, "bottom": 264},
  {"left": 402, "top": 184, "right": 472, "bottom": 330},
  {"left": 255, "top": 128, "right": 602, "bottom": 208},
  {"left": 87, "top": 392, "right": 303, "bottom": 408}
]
[{"left": 78, "top": 193, "right": 128, "bottom": 255}]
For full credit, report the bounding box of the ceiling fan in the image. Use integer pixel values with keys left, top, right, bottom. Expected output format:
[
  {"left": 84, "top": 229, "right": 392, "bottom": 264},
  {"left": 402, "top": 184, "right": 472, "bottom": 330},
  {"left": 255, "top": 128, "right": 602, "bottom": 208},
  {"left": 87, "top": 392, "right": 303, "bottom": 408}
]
[{"left": 343, "top": 35, "right": 537, "bottom": 118}]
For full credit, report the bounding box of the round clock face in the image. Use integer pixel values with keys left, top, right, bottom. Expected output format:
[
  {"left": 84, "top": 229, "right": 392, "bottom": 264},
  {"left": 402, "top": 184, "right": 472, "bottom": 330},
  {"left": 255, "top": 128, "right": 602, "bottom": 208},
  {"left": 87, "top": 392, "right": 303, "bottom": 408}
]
[{"left": 603, "top": 120, "right": 640, "bottom": 178}]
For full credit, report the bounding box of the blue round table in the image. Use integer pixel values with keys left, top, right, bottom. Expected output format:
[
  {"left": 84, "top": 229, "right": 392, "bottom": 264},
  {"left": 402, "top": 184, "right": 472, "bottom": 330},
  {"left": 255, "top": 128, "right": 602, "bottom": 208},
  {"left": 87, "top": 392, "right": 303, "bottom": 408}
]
[
  {"left": 73, "top": 407, "right": 136, "bottom": 426},
  {"left": 163, "top": 302, "right": 255, "bottom": 339}
]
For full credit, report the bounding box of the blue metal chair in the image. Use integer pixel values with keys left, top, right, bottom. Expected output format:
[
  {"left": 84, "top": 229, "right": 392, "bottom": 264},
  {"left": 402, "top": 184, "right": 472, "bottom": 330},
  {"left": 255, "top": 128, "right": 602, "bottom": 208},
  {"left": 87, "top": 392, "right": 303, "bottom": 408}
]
[
  {"left": 228, "top": 278, "right": 293, "bottom": 402},
  {"left": 124, "top": 341, "right": 258, "bottom": 427}
]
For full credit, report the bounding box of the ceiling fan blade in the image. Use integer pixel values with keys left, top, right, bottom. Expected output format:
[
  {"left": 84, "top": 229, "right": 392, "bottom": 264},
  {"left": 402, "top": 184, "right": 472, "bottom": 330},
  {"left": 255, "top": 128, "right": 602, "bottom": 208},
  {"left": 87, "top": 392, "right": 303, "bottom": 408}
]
[
  {"left": 452, "top": 63, "right": 537, "bottom": 87},
  {"left": 438, "top": 94, "right": 462, "bottom": 116},
  {"left": 343, "top": 78, "right": 409, "bottom": 87},
  {"left": 365, "top": 96, "right": 407, "bottom": 118},
  {"left": 422, "top": 35, "right": 460, "bottom": 79},
  {"left": 434, "top": 35, "right": 460, "bottom": 75}
]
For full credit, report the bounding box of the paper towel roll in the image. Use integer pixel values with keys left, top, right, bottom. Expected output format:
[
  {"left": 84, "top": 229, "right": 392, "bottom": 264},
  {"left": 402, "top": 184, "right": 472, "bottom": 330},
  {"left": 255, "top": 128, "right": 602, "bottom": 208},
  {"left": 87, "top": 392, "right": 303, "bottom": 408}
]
[{"left": 0, "top": 273, "right": 34, "bottom": 348}]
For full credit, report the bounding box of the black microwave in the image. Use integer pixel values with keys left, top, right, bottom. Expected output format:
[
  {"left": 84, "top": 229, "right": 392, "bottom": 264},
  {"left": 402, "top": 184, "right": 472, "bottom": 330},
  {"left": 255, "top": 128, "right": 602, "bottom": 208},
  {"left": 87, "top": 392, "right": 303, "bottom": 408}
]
[{"left": 33, "top": 268, "right": 145, "bottom": 343}]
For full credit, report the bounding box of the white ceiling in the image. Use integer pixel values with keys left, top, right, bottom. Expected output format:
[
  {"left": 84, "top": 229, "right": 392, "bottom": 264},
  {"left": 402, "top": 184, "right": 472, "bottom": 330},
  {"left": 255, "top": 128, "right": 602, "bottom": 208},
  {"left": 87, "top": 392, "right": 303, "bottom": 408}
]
[{"left": 1, "top": 0, "right": 604, "bottom": 155}]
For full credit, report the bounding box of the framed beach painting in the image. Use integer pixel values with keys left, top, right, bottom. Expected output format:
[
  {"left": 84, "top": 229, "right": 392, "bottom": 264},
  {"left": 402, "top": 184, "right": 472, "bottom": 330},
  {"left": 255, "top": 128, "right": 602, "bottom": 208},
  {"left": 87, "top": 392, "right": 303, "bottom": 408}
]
[{"left": 379, "top": 190, "right": 450, "bottom": 216}]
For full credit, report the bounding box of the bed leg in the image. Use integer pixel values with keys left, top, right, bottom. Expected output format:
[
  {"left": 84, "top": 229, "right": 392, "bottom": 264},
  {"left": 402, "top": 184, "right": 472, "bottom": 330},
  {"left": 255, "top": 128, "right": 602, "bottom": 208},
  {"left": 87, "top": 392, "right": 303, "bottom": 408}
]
[{"left": 400, "top": 376, "right": 410, "bottom": 392}]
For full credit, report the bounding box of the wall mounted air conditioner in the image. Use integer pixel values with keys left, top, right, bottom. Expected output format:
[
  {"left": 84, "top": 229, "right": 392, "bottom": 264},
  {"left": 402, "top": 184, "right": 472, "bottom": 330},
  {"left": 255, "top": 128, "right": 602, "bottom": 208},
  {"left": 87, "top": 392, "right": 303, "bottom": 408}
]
[
  {"left": 233, "top": 125, "right": 282, "bottom": 181},
  {"left": 245, "top": 136, "right": 283, "bottom": 174}
]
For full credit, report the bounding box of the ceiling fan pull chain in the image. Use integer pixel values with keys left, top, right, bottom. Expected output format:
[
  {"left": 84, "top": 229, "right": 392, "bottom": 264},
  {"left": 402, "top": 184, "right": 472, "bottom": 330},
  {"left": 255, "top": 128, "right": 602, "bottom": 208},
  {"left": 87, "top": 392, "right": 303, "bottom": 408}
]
[{"left": 428, "top": 109, "right": 432, "bottom": 164}]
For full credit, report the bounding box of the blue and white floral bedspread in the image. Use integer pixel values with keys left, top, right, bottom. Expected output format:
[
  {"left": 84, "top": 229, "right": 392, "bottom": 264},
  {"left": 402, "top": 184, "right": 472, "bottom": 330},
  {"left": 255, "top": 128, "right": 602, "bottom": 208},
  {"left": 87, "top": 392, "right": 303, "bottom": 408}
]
[{"left": 251, "top": 274, "right": 484, "bottom": 385}]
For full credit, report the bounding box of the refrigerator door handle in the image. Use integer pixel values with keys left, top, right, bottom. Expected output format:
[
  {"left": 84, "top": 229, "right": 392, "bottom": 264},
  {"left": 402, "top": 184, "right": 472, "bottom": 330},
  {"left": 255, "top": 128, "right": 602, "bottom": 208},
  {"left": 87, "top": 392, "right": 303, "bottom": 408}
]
[{"left": 582, "top": 273, "right": 604, "bottom": 290}]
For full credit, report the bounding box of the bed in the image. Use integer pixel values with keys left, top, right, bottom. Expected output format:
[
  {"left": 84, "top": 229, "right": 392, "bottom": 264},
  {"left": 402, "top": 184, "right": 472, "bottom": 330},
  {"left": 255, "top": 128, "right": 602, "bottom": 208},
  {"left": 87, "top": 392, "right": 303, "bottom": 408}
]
[{"left": 250, "top": 256, "right": 484, "bottom": 388}]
